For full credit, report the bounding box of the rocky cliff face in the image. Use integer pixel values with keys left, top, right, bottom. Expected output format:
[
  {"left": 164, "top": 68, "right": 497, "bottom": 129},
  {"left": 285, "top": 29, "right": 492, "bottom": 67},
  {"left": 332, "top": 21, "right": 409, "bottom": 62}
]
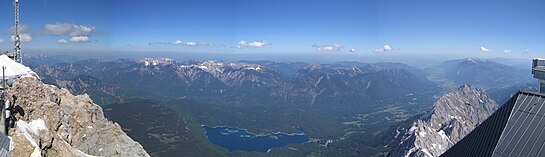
[
  {"left": 388, "top": 85, "right": 498, "bottom": 157},
  {"left": 7, "top": 76, "right": 149, "bottom": 157}
]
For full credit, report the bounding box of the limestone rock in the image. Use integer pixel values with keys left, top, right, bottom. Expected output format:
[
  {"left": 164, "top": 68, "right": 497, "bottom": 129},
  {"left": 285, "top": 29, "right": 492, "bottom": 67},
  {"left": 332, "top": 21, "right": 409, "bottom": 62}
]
[
  {"left": 389, "top": 85, "right": 498, "bottom": 157},
  {"left": 7, "top": 76, "right": 149, "bottom": 157}
]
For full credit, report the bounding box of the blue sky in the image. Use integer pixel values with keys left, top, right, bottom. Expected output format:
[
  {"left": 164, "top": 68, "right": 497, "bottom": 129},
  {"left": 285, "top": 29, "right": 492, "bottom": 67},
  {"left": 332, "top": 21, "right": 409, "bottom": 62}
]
[
  {"left": 0, "top": 0, "right": 544, "bottom": 60},
  {"left": 0, "top": 0, "right": 112, "bottom": 51}
]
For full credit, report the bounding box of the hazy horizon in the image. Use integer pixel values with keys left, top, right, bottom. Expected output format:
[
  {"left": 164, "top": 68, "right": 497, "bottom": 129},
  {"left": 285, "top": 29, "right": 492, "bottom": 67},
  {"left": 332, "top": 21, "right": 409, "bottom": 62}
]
[{"left": 0, "top": 0, "right": 543, "bottom": 63}]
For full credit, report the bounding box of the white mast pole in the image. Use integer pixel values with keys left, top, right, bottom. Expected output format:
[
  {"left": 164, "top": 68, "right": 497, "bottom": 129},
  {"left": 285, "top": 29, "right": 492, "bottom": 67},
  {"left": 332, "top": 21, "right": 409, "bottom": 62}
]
[{"left": 14, "top": 0, "right": 22, "bottom": 64}]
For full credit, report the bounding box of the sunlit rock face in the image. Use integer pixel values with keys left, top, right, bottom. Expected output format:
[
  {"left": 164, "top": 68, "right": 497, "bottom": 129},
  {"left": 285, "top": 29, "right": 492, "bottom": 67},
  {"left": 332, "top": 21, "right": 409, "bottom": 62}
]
[
  {"left": 389, "top": 85, "right": 498, "bottom": 157},
  {"left": 7, "top": 76, "right": 149, "bottom": 157}
]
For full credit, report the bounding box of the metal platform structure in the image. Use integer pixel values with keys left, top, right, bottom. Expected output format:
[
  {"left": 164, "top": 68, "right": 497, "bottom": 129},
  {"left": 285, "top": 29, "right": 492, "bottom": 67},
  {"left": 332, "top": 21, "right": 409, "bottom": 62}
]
[
  {"left": 0, "top": 133, "right": 9, "bottom": 157},
  {"left": 0, "top": 67, "right": 9, "bottom": 157},
  {"left": 442, "top": 59, "right": 545, "bottom": 157},
  {"left": 441, "top": 91, "right": 545, "bottom": 157},
  {"left": 0, "top": 1, "right": 24, "bottom": 156},
  {"left": 532, "top": 59, "right": 545, "bottom": 93}
]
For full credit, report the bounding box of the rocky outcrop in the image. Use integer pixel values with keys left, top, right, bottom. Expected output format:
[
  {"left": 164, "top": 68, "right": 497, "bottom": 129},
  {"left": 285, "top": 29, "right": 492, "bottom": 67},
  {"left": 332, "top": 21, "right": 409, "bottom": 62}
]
[
  {"left": 7, "top": 76, "right": 149, "bottom": 157},
  {"left": 389, "top": 85, "right": 498, "bottom": 157}
]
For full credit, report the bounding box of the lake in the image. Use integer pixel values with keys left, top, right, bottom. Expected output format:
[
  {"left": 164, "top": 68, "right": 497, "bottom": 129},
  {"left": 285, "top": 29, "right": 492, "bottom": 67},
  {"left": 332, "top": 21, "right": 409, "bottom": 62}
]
[{"left": 204, "top": 126, "right": 310, "bottom": 152}]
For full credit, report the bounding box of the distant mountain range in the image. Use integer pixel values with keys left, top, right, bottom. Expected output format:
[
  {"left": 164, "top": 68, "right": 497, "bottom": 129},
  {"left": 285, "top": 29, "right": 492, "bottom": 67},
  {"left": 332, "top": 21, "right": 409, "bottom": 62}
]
[
  {"left": 32, "top": 58, "right": 441, "bottom": 109},
  {"left": 25, "top": 56, "right": 537, "bottom": 156},
  {"left": 428, "top": 58, "right": 533, "bottom": 90}
]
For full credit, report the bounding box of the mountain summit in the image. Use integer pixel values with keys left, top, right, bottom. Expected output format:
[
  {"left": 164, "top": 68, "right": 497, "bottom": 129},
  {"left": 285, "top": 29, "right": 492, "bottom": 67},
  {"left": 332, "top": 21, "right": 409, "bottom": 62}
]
[
  {"left": 439, "top": 59, "right": 532, "bottom": 89},
  {"left": 6, "top": 76, "right": 149, "bottom": 156},
  {"left": 388, "top": 85, "right": 498, "bottom": 157}
]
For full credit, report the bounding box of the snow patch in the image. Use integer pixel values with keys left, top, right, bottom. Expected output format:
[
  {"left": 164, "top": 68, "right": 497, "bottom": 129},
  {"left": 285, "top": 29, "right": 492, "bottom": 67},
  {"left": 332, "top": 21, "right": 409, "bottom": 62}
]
[
  {"left": 140, "top": 58, "right": 173, "bottom": 66},
  {"left": 408, "top": 123, "right": 417, "bottom": 133},
  {"left": 0, "top": 55, "right": 33, "bottom": 78},
  {"left": 449, "top": 115, "right": 462, "bottom": 120},
  {"left": 21, "top": 72, "right": 38, "bottom": 79},
  {"left": 421, "top": 148, "right": 433, "bottom": 157},
  {"left": 438, "top": 130, "right": 449, "bottom": 139},
  {"left": 16, "top": 119, "right": 48, "bottom": 157},
  {"left": 16, "top": 119, "right": 46, "bottom": 147},
  {"left": 418, "top": 131, "right": 426, "bottom": 137},
  {"left": 28, "top": 119, "right": 48, "bottom": 133},
  {"left": 466, "top": 58, "right": 477, "bottom": 63},
  {"left": 30, "top": 147, "right": 41, "bottom": 157},
  {"left": 245, "top": 66, "right": 262, "bottom": 71}
]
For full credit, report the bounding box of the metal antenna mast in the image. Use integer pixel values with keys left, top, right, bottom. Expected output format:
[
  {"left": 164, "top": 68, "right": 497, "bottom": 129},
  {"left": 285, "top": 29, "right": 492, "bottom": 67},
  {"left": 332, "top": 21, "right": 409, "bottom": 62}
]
[{"left": 13, "top": 0, "right": 22, "bottom": 64}]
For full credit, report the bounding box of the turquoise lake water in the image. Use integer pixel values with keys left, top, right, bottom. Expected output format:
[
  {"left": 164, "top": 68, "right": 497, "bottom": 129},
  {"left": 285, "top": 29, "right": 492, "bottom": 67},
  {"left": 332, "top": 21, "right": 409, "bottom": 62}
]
[{"left": 204, "top": 126, "right": 310, "bottom": 152}]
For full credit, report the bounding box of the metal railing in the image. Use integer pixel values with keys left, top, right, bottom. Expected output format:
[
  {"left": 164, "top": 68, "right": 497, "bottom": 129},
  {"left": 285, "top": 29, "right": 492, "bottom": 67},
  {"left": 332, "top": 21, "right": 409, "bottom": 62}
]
[{"left": 0, "top": 66, "right": 7, "bottom": 135}]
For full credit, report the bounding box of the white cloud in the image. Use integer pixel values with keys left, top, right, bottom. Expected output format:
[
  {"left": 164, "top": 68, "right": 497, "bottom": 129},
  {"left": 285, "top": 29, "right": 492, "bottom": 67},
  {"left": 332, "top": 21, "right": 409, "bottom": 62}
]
[
  {"left": 503, "top": 49, "right": 512, "bottom": 53},
  {"left": 58, "top": 39, "right": 68, "bottom": 44},
  {"left": 40, "top": 23, "right": 96, "bottom": 36},
  {"left": 69, "top": 36, "right": 91, "bottom": 42},
  {"left": 0, "top": 39, "right": 4, "bottom": 44},
  {"left": 149, "top": 40, "right": 213, "bottom": 46},
  {"left": 5, "top": 24, "right": 31, "bottom": 34},
  {"left": 38, "top": 23, "right": 97, "bottom": 44},
  {"left": 480, "top": 46, "right": 491, "bottom": 52},
  {"left": 21, "top": 34, "right": 32, "bottom": 42},
  {"left": 235, "top": 40, "right": 270, "bottom": 48},
  {"left": 374, "top": 44, "right": 396, "bottom": 53},
  {"left": 312, "top": 44, "right": 343, "bottom": 52},
  {"left": 11, "top": 34, "right": 32, "bottom": 42},
  {"left": 185, "top": 42, "right": 197, "bottom": 46},
  {"left": 172, "top": 40, "right": 184, "bottom": 45},
  {"left": 524, "top": 49, "right": 531, "bottom": 53},
  {"left": 349, "top": 48, "right": 357, "bottom": 52}
]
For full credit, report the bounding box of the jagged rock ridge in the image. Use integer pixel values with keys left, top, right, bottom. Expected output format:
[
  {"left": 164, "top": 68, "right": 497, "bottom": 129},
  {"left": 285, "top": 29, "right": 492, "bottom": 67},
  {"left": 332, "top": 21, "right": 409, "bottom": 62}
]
[
  {"left": 7, "top": 76, "right": 149, "bottom": 157},
  {"left": 389, "top": 85, "right": 498, "bottom": 157}
]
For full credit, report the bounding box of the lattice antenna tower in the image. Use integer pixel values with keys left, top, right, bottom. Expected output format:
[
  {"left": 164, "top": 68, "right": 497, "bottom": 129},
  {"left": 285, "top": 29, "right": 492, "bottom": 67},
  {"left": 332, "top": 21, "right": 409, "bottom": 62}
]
[{"left": 13, "top": 0, "right": 22, "bottom": 64}]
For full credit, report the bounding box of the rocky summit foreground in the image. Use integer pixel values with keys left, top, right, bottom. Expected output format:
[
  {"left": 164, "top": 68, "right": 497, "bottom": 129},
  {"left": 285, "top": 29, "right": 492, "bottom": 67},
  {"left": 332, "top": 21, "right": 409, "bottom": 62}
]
[
  {"left": 389, "top": 85, "right": 498, "bottom": 157},
  {"left": 6, "top": 76, "right": 149, "bottom": 157}
]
